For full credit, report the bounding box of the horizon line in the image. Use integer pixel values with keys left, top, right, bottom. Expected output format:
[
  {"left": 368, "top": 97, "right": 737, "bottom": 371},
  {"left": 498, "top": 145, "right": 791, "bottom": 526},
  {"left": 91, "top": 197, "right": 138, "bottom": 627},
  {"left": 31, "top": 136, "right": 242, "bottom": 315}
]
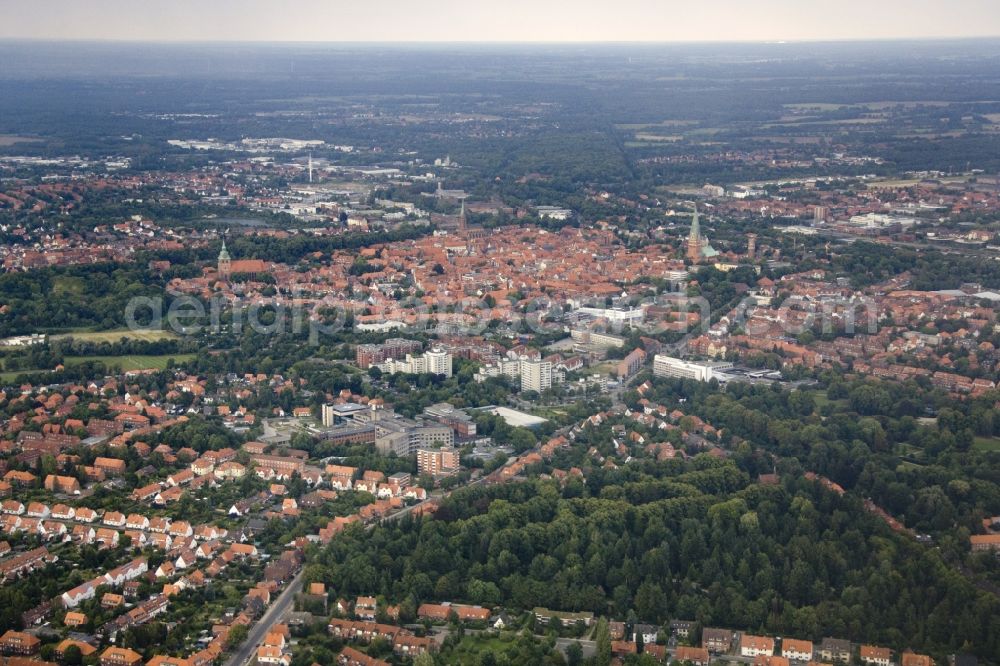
[{"left": 2, "top": 36, "right": 1000, "bottom": 46}]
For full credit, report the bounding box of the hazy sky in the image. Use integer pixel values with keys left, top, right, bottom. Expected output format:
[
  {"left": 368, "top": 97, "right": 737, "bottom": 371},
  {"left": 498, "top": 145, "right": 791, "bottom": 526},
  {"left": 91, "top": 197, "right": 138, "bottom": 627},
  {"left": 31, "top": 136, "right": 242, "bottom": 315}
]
[{"left": 2, "top": 0, "right": 999, "bottom": 42}]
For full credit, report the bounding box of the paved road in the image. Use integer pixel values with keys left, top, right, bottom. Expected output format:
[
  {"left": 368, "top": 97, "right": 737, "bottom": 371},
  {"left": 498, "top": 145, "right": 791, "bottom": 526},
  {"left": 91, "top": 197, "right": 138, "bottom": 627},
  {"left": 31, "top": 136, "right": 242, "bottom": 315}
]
[
  {"left": 223, "top": 570, "right": 305, "bottom": 666},
  {"left": 554, "top": 637, "right": 597, "bottom": 658},
  {"left": 222, "top": 497, "right": 435, "bottom": 666}
]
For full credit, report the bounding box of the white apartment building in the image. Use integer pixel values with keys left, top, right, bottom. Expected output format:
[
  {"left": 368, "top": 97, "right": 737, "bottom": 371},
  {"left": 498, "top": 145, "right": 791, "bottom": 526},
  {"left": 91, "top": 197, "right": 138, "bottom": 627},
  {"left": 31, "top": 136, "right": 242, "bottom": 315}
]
[
  {"left": 521, "top": 359, "right": 553, "bottom": 393},
  {"left": 570, "top": 329, "right": 626, "bottom": 348},
  {"left": 425, "top": 348, "right": 453, "bottom": 377},
  {"left": 377, "top": 349, "right": 453, "bottom": 378}
]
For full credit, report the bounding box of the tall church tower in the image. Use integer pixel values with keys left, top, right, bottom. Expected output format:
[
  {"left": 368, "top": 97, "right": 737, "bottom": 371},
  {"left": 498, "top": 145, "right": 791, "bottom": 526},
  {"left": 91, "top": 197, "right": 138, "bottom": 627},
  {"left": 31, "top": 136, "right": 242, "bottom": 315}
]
[
  {"left": 746, "top": 233, "right": 757, "bottom": 259},
  {"left": 218, "top": 239, "right": 231, "bottom": 281},
  {"left": 458, "top": 198, "right": 467, "bottom": 232},
  {"left": 686, "top": 206, "right": 702, "bottom": 263}
]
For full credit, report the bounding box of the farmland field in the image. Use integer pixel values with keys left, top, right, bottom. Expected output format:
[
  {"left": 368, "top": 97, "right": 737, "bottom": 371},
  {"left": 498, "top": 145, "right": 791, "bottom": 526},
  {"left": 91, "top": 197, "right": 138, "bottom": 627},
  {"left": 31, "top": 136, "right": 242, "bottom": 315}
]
[{"left": 0, "top": 134, "right": 42, "bottom": 146}]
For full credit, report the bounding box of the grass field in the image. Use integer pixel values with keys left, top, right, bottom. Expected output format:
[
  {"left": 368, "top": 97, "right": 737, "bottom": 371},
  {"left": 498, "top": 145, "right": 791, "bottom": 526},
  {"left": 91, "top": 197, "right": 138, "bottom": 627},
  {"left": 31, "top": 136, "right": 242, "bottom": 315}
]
[
  {"left": 51, "top": 328, "right": 178, "bottom": 343},
  {"left": 588, "top": 361, "right": 619, "bottom": 376},
  {"left": 51, "top": 276, "right": 86, "bottom": 298},
  {"left": 634, "top": 133, "right": 683, "bottom": 142},
  {"left": 973, "top": 436, "right": 1000, "bottom": 453},
  {"left": 0, "top": 370, "right": 45, "bottom": 383},
  {"left": 783, "top": 101, "right": 960, "bottom": 111},
  {"left": 65, "top": 354, "right": 196, "bottom": 371},
  {"left": 614, "top": 120, "right": 697, "bottom": 130},
  {"left": 867, "top": 175, "right": 971, "bottom": 189},
  {"left": 783, "top": 103, "right": 849, "bottom": 111},
  {"left": 896, "top": 443, "right": 926, "bottom": 459},
  {"left": 811, "top": 390, "right": 848, "bottom": 409},
  {"left": 531, "top": 407, "right": 570, "bottom": 420},
  {"left": 762, "top": 117, "right": 885, "bottom": 129},
  {"left": 444, "top": 633, "right": 522, "bottom": 665},
  {"left": 1, "top": 352, "right": 196, "bottom": 382}
]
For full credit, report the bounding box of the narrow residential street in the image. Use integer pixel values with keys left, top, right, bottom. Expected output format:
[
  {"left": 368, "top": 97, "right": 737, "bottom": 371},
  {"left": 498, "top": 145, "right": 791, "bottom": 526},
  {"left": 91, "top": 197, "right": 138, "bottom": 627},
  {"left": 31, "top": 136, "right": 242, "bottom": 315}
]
[{"left": 223, "top": 571, "right": 304, "bottom": 666}]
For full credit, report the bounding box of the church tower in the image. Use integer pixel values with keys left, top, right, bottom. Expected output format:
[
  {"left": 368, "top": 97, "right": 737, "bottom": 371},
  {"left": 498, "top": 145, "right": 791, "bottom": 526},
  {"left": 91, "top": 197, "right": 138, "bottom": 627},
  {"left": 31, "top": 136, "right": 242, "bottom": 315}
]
[
  {"left": 458, "top": 198, "right": 467, "bottom": 232},
  {"left": 218, "top": 239, "right": 231, "bottom": 281},
  {"left": 746, "top": 233, "right": 757, "bottom": 259},
  {"left": 686, "top": 206, "right": 702, "bottom": 263}
]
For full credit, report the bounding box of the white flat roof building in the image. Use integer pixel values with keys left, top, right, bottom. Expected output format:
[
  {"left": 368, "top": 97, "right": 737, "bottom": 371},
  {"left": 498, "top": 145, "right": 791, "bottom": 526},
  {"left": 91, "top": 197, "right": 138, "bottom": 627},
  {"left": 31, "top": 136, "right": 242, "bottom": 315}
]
[
  {"left": 653, "top": 355, "right": 732, "bottom": 382},
  {"left": 575, "top": 306, "right": 645, "bottom": 323},
  {"left": 483, "top": 406, "right": 549, "bottom": 428}
]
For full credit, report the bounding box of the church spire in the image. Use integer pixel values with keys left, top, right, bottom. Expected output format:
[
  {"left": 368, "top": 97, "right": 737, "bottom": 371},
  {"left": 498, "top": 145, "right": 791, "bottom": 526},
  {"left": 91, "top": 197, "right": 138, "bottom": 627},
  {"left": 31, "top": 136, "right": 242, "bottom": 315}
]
[
  {"left": 686, "top": 205, "right": 702, "bottom": 263},
  {"left": 218, "top": 237, "right": 231, "bottom": 280}
]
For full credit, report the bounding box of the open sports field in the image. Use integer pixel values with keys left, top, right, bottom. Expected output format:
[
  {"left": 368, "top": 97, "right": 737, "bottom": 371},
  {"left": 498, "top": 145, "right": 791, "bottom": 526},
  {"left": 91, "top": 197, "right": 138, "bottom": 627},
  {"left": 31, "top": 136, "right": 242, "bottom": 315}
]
[
  {"left": 50, "top": 328, "right": 178, "bottom": 343},
  {"left": 65, "top": 354, "right": 195, "bottom": 371}
]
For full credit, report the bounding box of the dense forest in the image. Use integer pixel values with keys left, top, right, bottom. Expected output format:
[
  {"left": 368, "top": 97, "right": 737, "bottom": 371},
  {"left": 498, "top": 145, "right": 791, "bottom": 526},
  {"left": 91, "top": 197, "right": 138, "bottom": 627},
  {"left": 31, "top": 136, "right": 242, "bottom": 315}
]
[
  {"left": 822, "top": 241, "right": 1000, "bottom": 291},
  {"left": 305, "top": 463, "right": 1000, "bottom": 662},
  {"left": 0, "top": 263, "right": 166, "bottom": 336},
  {"left": 629, "top": 375, "right": 1000, "bottom": 552},
  {"left": 226, "top": 224, "right": 431, "bottom": 265}
]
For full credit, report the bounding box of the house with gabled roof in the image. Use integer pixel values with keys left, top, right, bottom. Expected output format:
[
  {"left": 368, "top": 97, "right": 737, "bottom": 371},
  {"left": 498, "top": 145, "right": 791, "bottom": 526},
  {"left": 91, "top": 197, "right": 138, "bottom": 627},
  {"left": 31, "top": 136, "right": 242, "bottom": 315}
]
[
  {"left": 125, "top": 514, "right": 149, "bottom": 530},
  {"left": 741, "top": 635, "right": 776, "bottom": 658},
  {"left": 860, "top": 645, "right": 892, "bottom": 666},
  {"left": 62, "top": 580, "right": 100, "bottom": 608},
  {"left": 132, "top": 483, "right": 161, "bottom": 501},
  {"left": 676, "top": 646, "right": 710, "bottom": 665},
  {"left": 169, "top": 520, "right": 193, "bottom": 537},
  {"left": 124, "top": 530, "right": 146, "bottom": 548},
  {"left": 0, "top": 629, "right": 41, "bottom": 655},
  {"left": 56, "top": 638, "right": 96, "bottom": 660},
  {"left": 782, "top": 638, "right": 814, "bottom": 662},
  {"left": 51, "top": 504, "right": 75, "bottom": 520},
  {"left": 148, "top": 532, "right": 172, "bottom": 550},
  {"left": 95, "top": 527, "right": 120, "bottom": 548},
  {"left": 148, "top": 516, "right": 170, "bottom": 533},
  {"left": 25, "top": 502, "right": 50, "bottom": 518},
  {"left": 103, "top": 511, "right": 126, "bottom": 527},
  {"left": 72, "top": 525, "right": 95, "bottom": 544},
  {"left": 901, "top": 652, "right": 933, "bottom": 666},
  {"left": 817, "top": 637, "right": 852, "bottom": 663}
]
